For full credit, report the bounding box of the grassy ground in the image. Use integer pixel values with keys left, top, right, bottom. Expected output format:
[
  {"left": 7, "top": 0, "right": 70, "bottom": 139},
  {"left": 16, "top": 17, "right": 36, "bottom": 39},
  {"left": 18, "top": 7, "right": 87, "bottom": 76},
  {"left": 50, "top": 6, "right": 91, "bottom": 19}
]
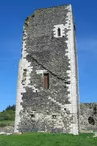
[
  {"left": 0, "top": 120, "right": 14, "bottom": 127},
  {"left": 0, "top": 133, "right": 97, "bottom": 146}
]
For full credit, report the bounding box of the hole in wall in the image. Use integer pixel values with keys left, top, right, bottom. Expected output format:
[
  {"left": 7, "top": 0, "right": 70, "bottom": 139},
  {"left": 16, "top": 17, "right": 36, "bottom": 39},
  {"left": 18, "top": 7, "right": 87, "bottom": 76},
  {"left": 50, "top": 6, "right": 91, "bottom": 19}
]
[
  {"left": 30, "top": 114, "right": 35, "bottom": 118},
  {"left": 52, "top": 115, "right": 57, "bottom": 119},
  {"left": 88, "top": 117, "right": 95, "bottom": 125},
  {"left": 23, "top": 69, "right": 27, "bottom": 71}
]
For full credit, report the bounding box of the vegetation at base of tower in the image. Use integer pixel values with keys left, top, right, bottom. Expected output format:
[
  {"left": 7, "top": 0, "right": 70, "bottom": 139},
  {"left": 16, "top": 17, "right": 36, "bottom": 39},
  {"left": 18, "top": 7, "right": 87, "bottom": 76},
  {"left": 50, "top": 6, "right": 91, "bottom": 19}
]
[
  {"left": 0, "top": 120, "right": 14, "bottom": 127},
  {"left": 0, "top": 133, "right": 97, "bottom": 146},
  {"left": 0, "top": 105, "right": 15, "bottom": 127}
]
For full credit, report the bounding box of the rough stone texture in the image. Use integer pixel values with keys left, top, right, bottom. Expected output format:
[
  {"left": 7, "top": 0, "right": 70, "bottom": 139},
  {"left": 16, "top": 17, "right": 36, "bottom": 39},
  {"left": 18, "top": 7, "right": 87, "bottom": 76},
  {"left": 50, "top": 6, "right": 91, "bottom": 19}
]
[
  {"left": 15, "top": 4, "right": 79, "bottom": 134},
  {"left": 80, "top": 103, "right": 97, "bottom": 133},
  {"left": 0, "top": 126, "right": 14, "bottom": 133},
  {"left": 1, "top": 103, "right": 97, "bottom": 134}
]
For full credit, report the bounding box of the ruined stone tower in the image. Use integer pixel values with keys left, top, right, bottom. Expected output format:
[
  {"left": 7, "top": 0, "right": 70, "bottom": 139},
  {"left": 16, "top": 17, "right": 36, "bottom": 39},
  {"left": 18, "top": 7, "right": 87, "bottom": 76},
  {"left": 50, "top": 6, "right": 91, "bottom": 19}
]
[{"left": 14, "top": 4, "right": 79, "bottom": 135}]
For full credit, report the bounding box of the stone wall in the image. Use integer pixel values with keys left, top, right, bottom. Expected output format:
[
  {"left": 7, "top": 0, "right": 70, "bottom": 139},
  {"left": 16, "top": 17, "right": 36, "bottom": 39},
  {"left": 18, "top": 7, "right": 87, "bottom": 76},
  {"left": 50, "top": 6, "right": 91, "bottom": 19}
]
[
  {"left": 1, "top": 103, "right": 97, "bottom": 134},
  {"left": 0, "top": 126, "right": 14, "bottom": 133},
  {"left": 15, "top": 4, "right": 79, "bottom": 134},
  {"left": 80, "top": 103, "right": 97, "bottom": 132}
]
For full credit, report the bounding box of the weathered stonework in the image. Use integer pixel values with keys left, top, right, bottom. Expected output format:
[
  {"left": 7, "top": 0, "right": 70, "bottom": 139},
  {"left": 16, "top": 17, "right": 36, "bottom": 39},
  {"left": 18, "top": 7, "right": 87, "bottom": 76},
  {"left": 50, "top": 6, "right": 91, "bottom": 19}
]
[
  {"left": 15, "top": 4, "right": 79, "bottom": 135},
  {"left": 80, "top": 103, "right": 97, "bottom": 133},
  {"left": 0, "top": 126, "right": 14, "bottom": 133}
]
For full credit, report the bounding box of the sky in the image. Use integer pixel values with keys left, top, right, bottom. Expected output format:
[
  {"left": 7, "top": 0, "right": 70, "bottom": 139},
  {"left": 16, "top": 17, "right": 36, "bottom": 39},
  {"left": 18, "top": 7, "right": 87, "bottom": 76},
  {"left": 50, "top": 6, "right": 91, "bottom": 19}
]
[{"left": 0, "top": 0, "right": 97, "bottom": 112}]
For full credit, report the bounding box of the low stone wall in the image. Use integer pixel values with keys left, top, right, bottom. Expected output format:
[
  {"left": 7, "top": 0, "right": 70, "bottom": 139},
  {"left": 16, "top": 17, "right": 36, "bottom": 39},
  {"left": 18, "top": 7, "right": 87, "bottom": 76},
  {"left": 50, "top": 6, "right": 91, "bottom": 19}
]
[
  {"left": 0, "top": 125, "right": 14, "bottom": 133},
  {"left": 80, "top": 103, "right": 97, "bottom": 133}
]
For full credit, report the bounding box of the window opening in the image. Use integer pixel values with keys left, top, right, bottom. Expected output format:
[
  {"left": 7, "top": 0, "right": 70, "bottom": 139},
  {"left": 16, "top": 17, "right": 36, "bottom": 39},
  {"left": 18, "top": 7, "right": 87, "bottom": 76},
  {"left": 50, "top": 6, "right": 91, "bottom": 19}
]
[
  {"left": 44, "top": 73, "right": 49, "bottom": 89},
  {"left": 30, "top": 114, "right": 35, "bottom": 118},
  {"left": 22, "top": 69, "right": 27, "bottom": 85},
  {"left": 58, "top": 28, "right": 61, "bottom": 36}
]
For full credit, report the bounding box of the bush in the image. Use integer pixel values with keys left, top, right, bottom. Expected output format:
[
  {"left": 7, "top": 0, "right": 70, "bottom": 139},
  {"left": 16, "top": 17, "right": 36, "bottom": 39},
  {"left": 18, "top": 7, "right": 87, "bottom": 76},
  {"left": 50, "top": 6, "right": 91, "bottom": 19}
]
[
  {"left": 0, "top": 104, "right": 15, "bottom": 121},
  {"left": 0, "top": 123, "right": 7, "bottom": 127},
  {"left": 5, "top": 105, "right": 15, "bottom": 111},
  {"left": 0, "top": 110, "right": 15, "bottom": 121}
]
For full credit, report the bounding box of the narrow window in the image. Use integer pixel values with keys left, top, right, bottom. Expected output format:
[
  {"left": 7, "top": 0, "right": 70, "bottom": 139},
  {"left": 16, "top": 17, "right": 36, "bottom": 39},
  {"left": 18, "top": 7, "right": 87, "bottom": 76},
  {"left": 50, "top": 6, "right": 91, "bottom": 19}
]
[
  {"left": 58, "top": 28, "right": 61, "bottom": 36},
  {"left": 44, "top": 73, "right": 49, "bottom": 89},
  {"left": 22, "top": 69, "right": 27, "bottom": 85}
]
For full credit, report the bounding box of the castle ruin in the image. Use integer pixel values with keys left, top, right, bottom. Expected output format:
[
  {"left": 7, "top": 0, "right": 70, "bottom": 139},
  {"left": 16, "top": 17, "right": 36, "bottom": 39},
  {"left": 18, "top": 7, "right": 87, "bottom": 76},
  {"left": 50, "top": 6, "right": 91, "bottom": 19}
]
[{"left": 14, "top": 4, "right": 97, "bottom": 135}]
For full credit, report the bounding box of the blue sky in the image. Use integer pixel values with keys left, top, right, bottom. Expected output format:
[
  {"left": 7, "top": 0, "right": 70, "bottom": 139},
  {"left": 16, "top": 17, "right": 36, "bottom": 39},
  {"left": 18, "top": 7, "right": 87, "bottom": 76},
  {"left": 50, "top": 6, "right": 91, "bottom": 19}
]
[{"left": 0, "top": 0, "right": 97, "bottom": 111}]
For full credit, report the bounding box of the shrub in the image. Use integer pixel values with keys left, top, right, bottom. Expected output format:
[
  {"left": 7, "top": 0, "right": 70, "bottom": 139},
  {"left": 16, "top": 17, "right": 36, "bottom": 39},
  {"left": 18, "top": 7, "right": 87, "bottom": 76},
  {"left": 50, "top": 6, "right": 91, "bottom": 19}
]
[
  {"left": 0, "top": 110, "right": 15, "bottom": 121},
  {"left": 0, "top": 123, "right": 7, "bottom": 127}
]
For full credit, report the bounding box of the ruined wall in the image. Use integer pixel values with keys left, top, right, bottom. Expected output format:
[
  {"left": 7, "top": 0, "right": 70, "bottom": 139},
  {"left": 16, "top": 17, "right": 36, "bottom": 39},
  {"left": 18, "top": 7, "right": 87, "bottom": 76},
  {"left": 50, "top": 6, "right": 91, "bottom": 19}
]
[
  {"left": 80, "top": 103, "right": 97, "bottom": 132},
  {"left": 15, "top": 5, "right": 79, "bottom": 134}
]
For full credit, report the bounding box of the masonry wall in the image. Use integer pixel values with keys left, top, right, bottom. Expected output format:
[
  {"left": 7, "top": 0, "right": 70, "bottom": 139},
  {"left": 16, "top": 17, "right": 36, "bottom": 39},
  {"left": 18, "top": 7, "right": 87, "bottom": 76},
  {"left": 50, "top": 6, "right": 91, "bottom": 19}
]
[
  {"left": 15, "top": 5, "right": 79, "bottom": 134},
  {"left": 80, "top": 103, "right": 97, "bottom": 132}
]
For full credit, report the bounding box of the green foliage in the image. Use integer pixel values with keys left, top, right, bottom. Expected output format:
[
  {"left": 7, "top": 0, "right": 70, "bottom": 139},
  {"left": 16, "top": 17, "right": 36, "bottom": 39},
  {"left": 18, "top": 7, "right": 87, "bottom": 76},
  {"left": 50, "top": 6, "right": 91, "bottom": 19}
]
[
  {"left": 0, "top": 120, "right": 14, "bottom": 127},
  {"left": 0, "top": 105, "right": 15, "bottom": 122},
  {"left": 0, "top": 110, "right": 15, "bottom": 121},
  {"left": 0, "top": 123, "right": 7, "bottom": 127},
  {"left": 0, "top": 133, "right": 97, "bottom": 146},
  {"left": 5, "top": 105, "right": 15, "bottom": 111}
]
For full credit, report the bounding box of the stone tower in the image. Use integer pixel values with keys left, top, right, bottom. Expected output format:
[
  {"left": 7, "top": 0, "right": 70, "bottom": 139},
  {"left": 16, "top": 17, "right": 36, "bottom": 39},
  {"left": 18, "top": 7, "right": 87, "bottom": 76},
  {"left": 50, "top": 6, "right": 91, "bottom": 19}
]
[{"left": 14, "top": 4, "right": 79, "bottom": 135}]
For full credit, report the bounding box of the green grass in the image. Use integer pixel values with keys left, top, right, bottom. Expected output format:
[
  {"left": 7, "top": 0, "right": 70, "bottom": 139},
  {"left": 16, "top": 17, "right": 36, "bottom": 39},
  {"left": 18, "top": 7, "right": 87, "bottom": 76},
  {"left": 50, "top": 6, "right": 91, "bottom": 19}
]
[
  {"left": 0, "top": 133, "right": 97, "bottom": 146},
  {"left": 0, "top": 120, "right": 14, "bottom": 127}
]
